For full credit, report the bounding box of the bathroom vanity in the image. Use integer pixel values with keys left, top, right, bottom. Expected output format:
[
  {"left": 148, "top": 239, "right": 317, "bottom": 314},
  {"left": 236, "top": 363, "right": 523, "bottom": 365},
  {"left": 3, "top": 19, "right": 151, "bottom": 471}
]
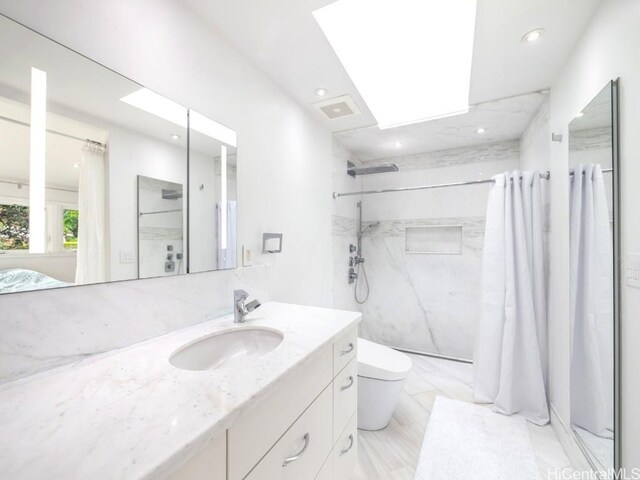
[{"left": 0, "top": 303, "right": 360, "bottom": 479}]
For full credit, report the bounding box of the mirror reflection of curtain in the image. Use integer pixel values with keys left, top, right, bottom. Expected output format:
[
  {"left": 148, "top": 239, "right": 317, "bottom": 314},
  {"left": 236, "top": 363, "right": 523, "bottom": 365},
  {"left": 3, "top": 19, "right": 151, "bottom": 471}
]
[
  {"left": 75, "top": 142, "right": 107, "bottom": 284},
  {"left": 570, "top": 163, "right": 613, "bottom": 438},
  {"left": 217, "top": 200, "right": 236, "bottom": 269},
  {"left": 474, "top": 171, "right": 548, "bottom": 425}
]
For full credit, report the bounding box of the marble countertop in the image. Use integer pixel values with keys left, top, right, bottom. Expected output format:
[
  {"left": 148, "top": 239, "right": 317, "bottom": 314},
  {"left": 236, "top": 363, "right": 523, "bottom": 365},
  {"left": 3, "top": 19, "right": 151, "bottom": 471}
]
[{"left": 0, "top": 302, "right": 361, "bottom": 479}]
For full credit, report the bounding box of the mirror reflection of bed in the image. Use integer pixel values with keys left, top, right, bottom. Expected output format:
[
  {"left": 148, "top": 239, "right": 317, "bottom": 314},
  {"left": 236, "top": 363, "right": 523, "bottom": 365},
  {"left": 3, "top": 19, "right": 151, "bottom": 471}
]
[{"left": 0, "top": 268, "right": 71, "bottom": 294}]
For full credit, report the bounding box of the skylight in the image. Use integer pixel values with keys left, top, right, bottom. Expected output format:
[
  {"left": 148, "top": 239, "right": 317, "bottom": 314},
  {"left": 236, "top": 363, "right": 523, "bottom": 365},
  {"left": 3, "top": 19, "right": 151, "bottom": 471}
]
[
  {"left": 120, "top": 88, "right": 188, "bottom": 128},
  {"left": 313, "top": 0, "right": 477, "bottom": 129},
  {"left": 120, "top": 89, "right": 237, "bottom": 147}
]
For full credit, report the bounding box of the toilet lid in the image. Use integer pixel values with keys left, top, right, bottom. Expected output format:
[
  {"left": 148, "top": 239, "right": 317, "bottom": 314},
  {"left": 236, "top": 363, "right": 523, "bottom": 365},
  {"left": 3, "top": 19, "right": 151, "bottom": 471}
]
[{"left": 357, "top": 338, "right": 413, "bottom": 381}]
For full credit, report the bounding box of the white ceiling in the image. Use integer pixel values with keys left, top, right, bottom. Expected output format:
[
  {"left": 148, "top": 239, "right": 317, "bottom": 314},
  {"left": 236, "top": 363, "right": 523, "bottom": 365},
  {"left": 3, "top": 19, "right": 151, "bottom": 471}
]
[
  {"left": 335, "top": 91, "right": 546, "bottom": 161},
  {"left": 181, "top": 0, "right": 603, "bottom": 140},
  {"left": 0, "top": 117, "right": 84, "bottom": 190}
]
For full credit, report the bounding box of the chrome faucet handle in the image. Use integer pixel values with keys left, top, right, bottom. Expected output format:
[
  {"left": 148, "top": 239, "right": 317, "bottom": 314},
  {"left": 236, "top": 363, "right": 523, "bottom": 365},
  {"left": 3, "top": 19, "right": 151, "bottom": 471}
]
[
  {"left": 234, "top": 289, "right": 249, "bottom": 302},
  {"left": 233, "top": 290, "right": 260, "bottom": 323}
]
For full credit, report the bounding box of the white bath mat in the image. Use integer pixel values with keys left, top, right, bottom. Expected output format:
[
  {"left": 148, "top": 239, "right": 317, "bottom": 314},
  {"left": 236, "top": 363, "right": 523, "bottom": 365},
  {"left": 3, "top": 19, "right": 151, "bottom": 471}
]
[{"left": 414, "top": 397, "right": 540, "bottom": 480}]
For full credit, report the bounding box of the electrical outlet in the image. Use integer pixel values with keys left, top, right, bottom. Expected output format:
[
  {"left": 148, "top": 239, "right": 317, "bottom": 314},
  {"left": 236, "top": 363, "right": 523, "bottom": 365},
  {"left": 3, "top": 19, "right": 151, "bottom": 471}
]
[
  {"left": 243, "top": 246, "right": 253, "bottom": 267},
  {"left": 119, "top": 251, "right": 135, "bottom": 264},
  {"left": 625, "top": 253, "right": 640, "bottom": 288}
]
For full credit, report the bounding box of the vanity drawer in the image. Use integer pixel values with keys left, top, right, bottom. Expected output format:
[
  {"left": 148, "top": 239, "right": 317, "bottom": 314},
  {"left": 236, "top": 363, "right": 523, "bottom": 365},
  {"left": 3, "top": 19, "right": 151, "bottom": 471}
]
[
  {"left": 244, "top": 385, "right": 333, "bottom": 480},
  {"left": 333, "top": 357, "right": 358, "bottom": 441},
  {"left": 333, "top": 327, "right": 357, "bottom": 376},
  {"left": 228, "top": 344, "right": 333, "bottom": 480},
  {"left": 333, "top": 414, "right": 357, "bottom": 480}
]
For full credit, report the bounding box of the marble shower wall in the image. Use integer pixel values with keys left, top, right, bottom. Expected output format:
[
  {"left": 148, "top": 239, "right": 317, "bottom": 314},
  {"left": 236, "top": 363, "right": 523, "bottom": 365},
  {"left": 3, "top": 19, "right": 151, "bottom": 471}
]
[
  {"left": 331, "top": 139, "right": 362, "bottom": 313},
  {"left": 354, "top": 140, "right": 520, "bottom": 359}
]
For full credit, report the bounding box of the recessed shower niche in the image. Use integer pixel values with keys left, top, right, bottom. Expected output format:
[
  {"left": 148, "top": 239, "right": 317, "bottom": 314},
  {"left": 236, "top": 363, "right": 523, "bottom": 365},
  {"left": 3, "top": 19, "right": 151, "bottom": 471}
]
[{"left": 404, "top": 225, "right": 463, "bottom": 255}]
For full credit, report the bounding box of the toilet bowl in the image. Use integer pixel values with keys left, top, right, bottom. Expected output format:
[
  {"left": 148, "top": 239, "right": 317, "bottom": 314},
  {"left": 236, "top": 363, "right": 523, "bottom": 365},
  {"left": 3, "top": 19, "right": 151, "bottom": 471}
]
[{"left": 357, "top": 338, "right": 413, "bottom": 430}]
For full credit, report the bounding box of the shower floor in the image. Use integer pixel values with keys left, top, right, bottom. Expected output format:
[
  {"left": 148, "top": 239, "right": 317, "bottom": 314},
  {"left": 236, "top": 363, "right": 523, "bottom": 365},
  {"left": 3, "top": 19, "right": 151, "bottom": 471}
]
[{"left": 353, "top": 354, "right": 573, "bottom": 479}]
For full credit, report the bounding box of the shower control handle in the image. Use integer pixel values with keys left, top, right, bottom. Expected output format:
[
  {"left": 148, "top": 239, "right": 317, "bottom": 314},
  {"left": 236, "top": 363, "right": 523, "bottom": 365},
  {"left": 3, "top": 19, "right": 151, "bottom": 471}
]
[{"left": 348, "top": 268, "right": 357, "bottom": 284}]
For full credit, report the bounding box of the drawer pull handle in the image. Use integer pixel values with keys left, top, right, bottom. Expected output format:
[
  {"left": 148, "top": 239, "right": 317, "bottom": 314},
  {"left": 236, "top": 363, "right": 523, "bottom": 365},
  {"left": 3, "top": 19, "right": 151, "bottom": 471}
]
[
  {"left": 282, "top": 433, "right": 310, "bottom": 467},
  {"left": 340, "top": 342, "right": 355, "bottom": 356},
  {"left": 341, "top": 375, "right": 355, "bottom": 391},
  {"left": 340, "top": 434, "right": 354, "bottom": 456}
]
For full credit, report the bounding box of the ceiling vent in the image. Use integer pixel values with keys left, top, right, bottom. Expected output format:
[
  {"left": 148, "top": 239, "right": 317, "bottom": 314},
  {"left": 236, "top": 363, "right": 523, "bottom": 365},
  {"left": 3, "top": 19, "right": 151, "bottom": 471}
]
[{"left": 313, "top": 94, "right": 361, "bottom": 119}]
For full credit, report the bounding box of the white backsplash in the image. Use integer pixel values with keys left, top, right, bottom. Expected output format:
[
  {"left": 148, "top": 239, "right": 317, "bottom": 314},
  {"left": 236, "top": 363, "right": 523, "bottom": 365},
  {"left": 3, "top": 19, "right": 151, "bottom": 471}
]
[{"left": 0, "top": 265, "right": 270, "bottom": 384}]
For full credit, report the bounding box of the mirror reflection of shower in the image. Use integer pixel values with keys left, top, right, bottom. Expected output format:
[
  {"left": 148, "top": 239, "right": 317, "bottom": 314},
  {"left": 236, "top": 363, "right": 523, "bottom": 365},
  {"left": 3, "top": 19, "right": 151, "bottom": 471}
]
[
  {"left": 137, "top": 176, "right": 185, "bottom": 279},
  {"left": 350, "top": 200, "right": 380, "bottom": 304}
]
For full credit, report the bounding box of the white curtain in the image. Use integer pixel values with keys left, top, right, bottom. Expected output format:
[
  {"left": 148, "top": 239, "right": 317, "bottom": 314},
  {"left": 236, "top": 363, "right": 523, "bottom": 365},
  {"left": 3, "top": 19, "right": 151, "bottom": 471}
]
[
  {"left": 569, "top": 163, "right": 613, "bottom": 438},
  {"left": 75, "top": 142, "right": 107, "bottom": 284},
  {"left": 217, "top": 200, "right": 237, "bottom": 269},
  {"left": 474, "top": 170, "right": 549, "bottom": 425}
]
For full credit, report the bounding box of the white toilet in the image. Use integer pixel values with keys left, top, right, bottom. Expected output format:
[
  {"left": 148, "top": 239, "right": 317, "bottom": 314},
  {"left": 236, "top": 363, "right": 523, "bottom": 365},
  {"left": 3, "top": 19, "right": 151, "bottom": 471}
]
[{"left": 357, "top": 338, "right": 413, "bottom": 430}]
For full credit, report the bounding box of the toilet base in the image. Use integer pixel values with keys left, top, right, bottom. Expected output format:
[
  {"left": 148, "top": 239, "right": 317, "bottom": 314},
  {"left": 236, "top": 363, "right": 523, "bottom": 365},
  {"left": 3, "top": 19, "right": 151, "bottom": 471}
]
[{"left": 357, "top": 375, "right": 408, "bottom": 431}]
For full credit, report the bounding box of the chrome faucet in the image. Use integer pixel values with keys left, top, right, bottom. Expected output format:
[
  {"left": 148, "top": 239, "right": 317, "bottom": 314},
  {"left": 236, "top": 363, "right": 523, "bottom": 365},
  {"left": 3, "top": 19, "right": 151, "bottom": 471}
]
[{"left": 233, "top": 289, "right": 261, "bottom": 323}]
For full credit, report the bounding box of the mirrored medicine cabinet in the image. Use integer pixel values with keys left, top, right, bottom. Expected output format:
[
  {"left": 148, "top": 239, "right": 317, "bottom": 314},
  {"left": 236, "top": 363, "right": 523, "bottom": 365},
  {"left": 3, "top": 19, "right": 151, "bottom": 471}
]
[{"left": 0, "top": 14, "right": 238, "bottom": 294}]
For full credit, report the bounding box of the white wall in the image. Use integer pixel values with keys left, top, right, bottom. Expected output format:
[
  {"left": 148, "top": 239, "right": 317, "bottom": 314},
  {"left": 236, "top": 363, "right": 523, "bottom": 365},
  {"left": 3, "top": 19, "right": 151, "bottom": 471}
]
[
  {"left": 527, "top": 0, "right": 640, "bottom": 467},
  {"left": 0, "top": 0, "right": 333, "bottom": 308}
]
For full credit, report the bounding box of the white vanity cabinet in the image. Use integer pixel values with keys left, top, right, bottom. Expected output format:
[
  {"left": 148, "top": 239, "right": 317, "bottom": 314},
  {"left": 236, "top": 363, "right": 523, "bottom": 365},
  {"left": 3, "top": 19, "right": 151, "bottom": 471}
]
[
  {"left": 168, "top": 326, "right": 358, "bottom": 480},
  {"left": 233, "top": 326, "right": 358, "bottom": 480}
]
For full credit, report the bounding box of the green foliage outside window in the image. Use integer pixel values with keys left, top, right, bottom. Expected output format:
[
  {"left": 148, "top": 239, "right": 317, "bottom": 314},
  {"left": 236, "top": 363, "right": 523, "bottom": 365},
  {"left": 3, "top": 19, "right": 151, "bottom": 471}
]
[
  {"left": 0, "top": 204, "right": 30, "bottom": 250},
  {"left": 63, "top": 209, "right": 79, "bottom": 250}
]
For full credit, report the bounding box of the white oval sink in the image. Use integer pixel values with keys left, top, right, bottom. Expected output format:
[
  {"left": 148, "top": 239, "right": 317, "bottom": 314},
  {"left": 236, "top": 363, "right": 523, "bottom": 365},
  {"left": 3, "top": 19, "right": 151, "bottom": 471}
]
[{"left": 169, "top": 327, "right": 284, "bottom": 371}]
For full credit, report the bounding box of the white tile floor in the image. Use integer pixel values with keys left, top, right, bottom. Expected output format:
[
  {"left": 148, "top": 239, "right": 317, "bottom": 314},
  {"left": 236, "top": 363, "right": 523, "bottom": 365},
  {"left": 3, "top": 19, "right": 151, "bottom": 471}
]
[{"left": 353, "top": 353, "right": 573, "bottom": 479}]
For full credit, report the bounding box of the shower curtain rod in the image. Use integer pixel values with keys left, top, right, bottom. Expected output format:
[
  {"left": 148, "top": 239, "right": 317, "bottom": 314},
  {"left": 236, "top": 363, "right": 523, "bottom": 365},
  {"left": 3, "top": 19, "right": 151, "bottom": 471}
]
[
  {"left": 570, "top": 167, "right": 613, "bottom": 175},
  {"left": 0, "top": 114, "right": 107, "bottom": 148},
  {"left": 333, "top": 171, "right": 551, "bottom": 198}
]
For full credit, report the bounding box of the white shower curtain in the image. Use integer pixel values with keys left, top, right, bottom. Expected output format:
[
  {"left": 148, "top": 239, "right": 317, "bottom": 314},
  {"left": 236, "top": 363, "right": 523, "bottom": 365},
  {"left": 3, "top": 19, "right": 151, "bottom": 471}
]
[
  {"left": 474, "top": 171, "right": 549, "bottom": 425},
  {"left": 217, "top": 201, "right": 237, "bottom": 269},
  {"left": 569, "top": 163, "right": 613, "bottom": 438},
  {"left": 75, "top": 142, "right": 107, "bottom": 284}
]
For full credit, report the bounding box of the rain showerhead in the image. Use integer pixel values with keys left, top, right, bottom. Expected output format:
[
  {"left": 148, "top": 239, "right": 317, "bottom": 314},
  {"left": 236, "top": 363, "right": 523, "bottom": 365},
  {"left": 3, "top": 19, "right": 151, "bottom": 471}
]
[
  {"left": 347, "top": 161, "right": 399, "bottom": 177},
  {"left": 162, "top": 189, "right": 183, "bottom": 200}
]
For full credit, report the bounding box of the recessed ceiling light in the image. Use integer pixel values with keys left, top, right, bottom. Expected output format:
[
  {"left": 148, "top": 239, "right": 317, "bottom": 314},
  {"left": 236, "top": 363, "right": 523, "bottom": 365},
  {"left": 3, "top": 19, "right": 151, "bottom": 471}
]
[
  {"left": 575, "top": 112, "right": 584, "bottom": 118},
  {"left": 72, "top": 163, "right": 80, "bottom": 168},
  {"left": 170, "top": 134, "right": 181, "bottom": 140},
  {"left": 314, "top": 0, "right": 477, "bottom": 129},
  {"left": 477, "top": 127, "right": 486, "bottom": 134},
  {"left": 315, "top": 88, "right": 328, "bottom": 96},
  {"left": 522, "top": 28, "right": 544, "bottom": 43},
  {"left": 333, "top": 107, "right": 341, "bottom": 113},
  {"left": 394, "top": 141, "right": 402, "bottom": 148}
]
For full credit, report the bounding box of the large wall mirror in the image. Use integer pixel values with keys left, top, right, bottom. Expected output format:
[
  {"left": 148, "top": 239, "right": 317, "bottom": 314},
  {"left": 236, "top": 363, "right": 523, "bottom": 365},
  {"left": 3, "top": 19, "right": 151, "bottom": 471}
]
[
  {"left": 188, "top": 111, "right": 238, "bottom": 273},
  {"left": 0, "top": 14, "right": 238, "bottom": 294},
  {"left": 568, "top": 80, "right": 619, "bottom": 471}
]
